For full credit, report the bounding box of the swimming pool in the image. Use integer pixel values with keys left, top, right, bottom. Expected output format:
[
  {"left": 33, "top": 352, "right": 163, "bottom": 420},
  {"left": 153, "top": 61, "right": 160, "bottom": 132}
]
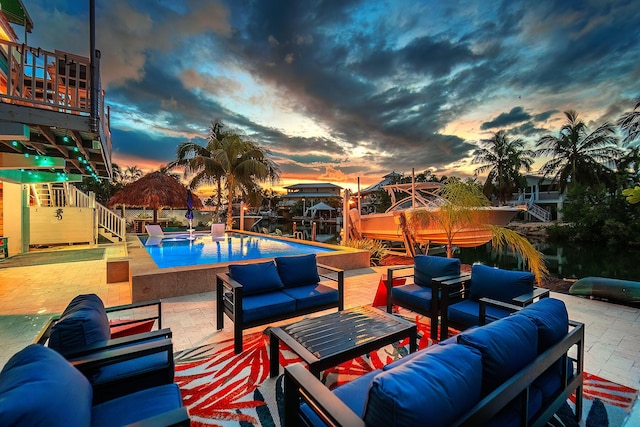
[{"left": 139, "top": 233, "right": 334, "bottom": 268}]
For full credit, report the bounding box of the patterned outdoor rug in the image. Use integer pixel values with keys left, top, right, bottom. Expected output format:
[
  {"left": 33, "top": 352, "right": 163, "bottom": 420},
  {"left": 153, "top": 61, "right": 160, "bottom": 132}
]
[
  {"left": 0, "top": 248, "right": 105, "bottom": 268},
  {"left": 174, "top": 319, "right": 638, "bottom": 427}
]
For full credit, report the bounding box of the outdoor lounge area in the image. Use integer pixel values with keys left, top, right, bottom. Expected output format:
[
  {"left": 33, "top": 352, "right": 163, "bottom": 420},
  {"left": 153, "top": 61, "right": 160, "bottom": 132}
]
[{"left": 1, "top": 245, "right": 639, "bottom": 426}]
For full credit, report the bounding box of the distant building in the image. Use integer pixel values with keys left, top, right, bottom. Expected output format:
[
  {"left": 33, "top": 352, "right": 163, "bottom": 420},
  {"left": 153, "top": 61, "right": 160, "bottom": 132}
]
[
  {"left": 509, "top": 174, "right": 563, "bottom": 221},
  {"left": 359, "top": 172, "right": 403, "bottom": 213},
  {"left": 281, "top": 183, "right": 343, "bottom": 204}
]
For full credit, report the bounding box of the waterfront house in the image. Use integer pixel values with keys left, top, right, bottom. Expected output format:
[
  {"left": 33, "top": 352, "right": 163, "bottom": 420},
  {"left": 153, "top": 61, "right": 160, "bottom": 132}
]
[{"left": 0, "top": 0, "right": 119, "bottom": 255}]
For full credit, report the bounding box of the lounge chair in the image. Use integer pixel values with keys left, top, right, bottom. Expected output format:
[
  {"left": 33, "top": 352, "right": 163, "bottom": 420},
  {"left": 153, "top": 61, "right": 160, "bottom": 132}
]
[
  {"left": 0, "top": 344, "right": 190, "bottom": 426},
  {"left": 211, "top": 223, "right": 226, "bottom": 239},
  {"left": 145, "top": 224, "right": 166, "bottom": 237}
]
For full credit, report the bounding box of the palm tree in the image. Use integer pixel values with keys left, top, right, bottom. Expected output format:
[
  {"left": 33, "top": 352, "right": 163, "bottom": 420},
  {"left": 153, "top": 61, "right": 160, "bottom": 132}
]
[
  {"left": 472, "top": 130, "right": 534, "bottom": 205},
  {"left": 535, "top": 110, "right": 621, "bottom": 191},
  {"left": 617, "top": 98, "right": 640, "bottom": 145},
  {"left": 121, "top": 166, "right": 144, "bottom": 185},
  {"left": 406, "top": 178, "right": 548, "bottom": 283},
  {"left": 171, "top": 121, "right": 280, "bottom": 229}
]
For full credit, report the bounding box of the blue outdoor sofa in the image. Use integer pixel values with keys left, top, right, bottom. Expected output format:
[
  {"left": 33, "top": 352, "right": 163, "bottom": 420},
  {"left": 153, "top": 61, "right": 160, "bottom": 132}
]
[
  {"left": 284, "top": 297, "right": 584, "bottom": 427},
  {"left": 217, "top": 254, "right": 344, "bottom": 354},
  {"left": 0, "top": 344, "right": 189, "bottom": 427}
]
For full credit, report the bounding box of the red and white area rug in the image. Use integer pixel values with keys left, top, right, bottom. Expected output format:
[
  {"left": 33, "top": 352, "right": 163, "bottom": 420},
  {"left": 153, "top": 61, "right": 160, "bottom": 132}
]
[{"left": 174, "top": 318, "right": 638, "bottom": 427}]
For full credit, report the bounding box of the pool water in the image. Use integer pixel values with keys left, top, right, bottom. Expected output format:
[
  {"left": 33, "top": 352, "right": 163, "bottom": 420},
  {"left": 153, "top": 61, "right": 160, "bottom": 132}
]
[{"left": 139, "top": 233, "right": 334, "bottom": 268}]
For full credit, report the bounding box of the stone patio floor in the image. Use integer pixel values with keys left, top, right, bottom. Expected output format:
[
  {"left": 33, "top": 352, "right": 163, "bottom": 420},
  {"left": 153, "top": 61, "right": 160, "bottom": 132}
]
[{"left": 1, "top": 242, "right": 639, "bottom": 424}]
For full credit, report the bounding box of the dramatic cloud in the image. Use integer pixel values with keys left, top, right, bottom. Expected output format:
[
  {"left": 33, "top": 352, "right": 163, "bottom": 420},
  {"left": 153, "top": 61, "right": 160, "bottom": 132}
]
[{"left": 22, "top": 0, "right": 640, "bottom": 189}]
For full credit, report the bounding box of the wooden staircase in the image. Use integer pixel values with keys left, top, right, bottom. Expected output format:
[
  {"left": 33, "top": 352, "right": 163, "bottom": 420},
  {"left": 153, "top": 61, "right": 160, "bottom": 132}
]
[{"left": 29, "top": 183, "right": 126, "bottom": 243}]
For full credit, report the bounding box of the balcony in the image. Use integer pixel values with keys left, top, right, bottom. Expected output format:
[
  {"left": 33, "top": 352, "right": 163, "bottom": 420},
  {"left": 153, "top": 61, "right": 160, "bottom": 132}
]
[{"left": 0, "top": 38, "right": 112, "bottom": 183}]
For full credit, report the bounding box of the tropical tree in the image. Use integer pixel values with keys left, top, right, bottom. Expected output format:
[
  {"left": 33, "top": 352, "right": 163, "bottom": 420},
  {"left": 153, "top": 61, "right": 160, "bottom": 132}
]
[
  {"left": 535, "top": 110, "right": 621, "bottom": 192},
  {"left": 171, "top": 121, "right": 280, "bottom": 229},
  {"left": 405, "top": 178, "right": 548, "bottom": 283},
  {"left": 472, "top": 130, "right": 534, "bottom": 205},
  {"left": 617, "top": 98, "right": 640, "bottom": 146}
]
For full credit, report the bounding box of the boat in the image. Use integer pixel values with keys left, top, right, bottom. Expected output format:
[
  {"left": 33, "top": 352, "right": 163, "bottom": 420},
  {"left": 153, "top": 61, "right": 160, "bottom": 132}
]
[
  {"left": 349, "top": 182, "right": 523, "bottom": 254},
  {"left": 569, "top": 277, "right": 640, "bottom": 303}
]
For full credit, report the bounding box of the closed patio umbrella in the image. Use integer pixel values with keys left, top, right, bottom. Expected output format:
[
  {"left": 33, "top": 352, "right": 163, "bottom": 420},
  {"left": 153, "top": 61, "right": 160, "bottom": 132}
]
[
  {"left": 186, "top": 189, "right": 195, "bottom": 230},
  {"left": 108, "top": 171, "right": 203, "bottom": 224}
]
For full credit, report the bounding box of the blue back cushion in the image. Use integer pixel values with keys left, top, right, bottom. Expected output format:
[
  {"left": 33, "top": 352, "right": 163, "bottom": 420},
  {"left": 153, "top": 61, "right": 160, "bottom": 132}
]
[
  {"left": 275, "top": 254, "right": 320, "bottom": 288},
  {"left": 414, "top": 255, "right": 460, "bottom": 286},
  {"left": 229, "top": 261, "right": 284, "bottom": 295},
  {"left": 515, "top": 298, "right": 569, "bottom": 352},
  {"left": 457, "top": 315, "right": 538, "bottom": 395},
  {"left": 0, "top": 344, "right": 92, "bottom": 426},
  {"left": 363, "top": 344, "right": 482, "bottom": 427},
  {"left": 468, "top": 264, "right": 534, "bottom": 302},
  {"left": 49, "top": 294, "right": 111, "bottom": 355}
]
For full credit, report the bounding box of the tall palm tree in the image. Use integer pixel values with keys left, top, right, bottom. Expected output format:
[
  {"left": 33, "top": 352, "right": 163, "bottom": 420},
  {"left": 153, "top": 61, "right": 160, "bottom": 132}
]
[
  {"left": 472, "top": 130, "right": 534, "bottom": 205},
  {"left": 617, "top": 98, "right": 640, "bottom": 146},
  {"left": 171, "top": 121, "right": 280, "bottom": 229},
  {"left": 535, "top": 110, "right": 621, "bottom": 191}
]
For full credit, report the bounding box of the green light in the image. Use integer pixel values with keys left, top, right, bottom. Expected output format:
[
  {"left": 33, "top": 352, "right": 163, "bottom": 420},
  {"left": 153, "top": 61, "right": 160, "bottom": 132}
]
[
  {"left": 34, "top": 155, "right": 39, "bottom": 160},
  {"left": 12, "top": 141, "right": 18, "bottom": 147},
  {"left": 73, "top": 147, "right": 79, "bottom": 152},
  {"left": 78, "top": 157, "right": 82, "bottom": 161},
  {"left": 63, "top": 136, "right": 69, "bottom": 142},
  {"left": 24, "top": 153, "right": 29, "bottom": 158}
]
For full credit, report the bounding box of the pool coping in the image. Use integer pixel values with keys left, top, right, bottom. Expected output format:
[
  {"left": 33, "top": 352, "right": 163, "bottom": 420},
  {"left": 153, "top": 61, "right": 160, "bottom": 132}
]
[{"left": 125, "top": 231, "right": 371, "bottom": 302}]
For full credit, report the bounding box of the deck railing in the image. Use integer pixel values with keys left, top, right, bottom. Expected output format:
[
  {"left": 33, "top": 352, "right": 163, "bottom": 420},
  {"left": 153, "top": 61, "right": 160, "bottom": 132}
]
[{"left": 0, "top": 39, "right": 91, "bottom": 114}]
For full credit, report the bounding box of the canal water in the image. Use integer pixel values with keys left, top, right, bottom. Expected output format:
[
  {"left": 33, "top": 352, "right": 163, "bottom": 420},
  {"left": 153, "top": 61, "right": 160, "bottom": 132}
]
[{"left": 457, "top": 242, "right": 640, "bottom": 281}]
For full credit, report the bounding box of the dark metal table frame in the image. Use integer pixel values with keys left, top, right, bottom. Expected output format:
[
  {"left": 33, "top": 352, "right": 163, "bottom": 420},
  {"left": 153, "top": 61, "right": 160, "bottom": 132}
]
[{"left": 269, "top": 306, "right": 417, "bottom": 378}]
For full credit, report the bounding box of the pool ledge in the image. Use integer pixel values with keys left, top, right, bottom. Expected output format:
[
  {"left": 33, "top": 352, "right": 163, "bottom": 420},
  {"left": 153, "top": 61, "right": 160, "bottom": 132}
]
[{"left": 126, "top": 231, "right": 371, "bottom": 302}]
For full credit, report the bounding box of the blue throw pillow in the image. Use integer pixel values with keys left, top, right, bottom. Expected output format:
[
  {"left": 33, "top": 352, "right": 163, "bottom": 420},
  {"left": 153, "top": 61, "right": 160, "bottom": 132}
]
[
  {"left": 414, "top": 255, "right": 460, "bottom": 287},
  {"left": 468, "top": 264, "right": 534, "bottom": 302},
  {"left": 363, "top": 344, "right": 482, "bottom": 427},
  {"left": 457, "top": 314, "right": 538, "bottom": 395},
  {"left": 515, "top": 298, "right": 569, "bottom": 352},
  {"left": 275, "top": 254, "right": 320, "bottom": 288},
  {"left": 0, "top": 344, "right": 92, "bottom": 426},
  {"left": 229, "top": 261, "right": 284, "bottom": 295},
  {"left": 48, "top": 294, "right": 111, "bottom": 355}
]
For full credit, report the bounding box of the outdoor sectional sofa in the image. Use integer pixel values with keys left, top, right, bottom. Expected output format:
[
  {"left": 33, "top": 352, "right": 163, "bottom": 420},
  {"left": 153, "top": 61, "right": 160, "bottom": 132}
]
[
  {"left": 216, "top": 254, "right": 344, "bottom": 354},
  {"left": 284, "top": 297, "right": 584, "bottom": 427}
]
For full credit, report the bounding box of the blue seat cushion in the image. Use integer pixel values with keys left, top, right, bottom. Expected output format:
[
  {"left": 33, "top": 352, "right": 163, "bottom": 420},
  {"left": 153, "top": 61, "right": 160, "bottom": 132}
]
[
  {"left": 275, "top": 254, "right": 320, "bottom": 288},
  {"left": 281, "top": 284, "right": 339, "bottom": 311},
  {"left": 457, "top": 315, "right": 538, "bottom": 395},
  {"left": 242, "top": 292, "right": 296, "bottom": 323},
  {"left": 447, "top": 299, "right": 512, "bottom": 329},
  {"left": 229, "top": 261, "right": 284, "bottom": 295},
  {"left": 93, "top": 349, "right": 171, "bottom": 385},
  {"left": 362, "top": 344, "right": 482, "bottom": 427},
  {"left": 300, "top": 369, "right": 382, "bottom": 427},
  {"left": 515, "top": 298, "right": 569, "bottom": 352},
  {"left": 49, "top": 294, "right": 111, "bottom": 355},
  {"left": 91, "top": 383, "right": 183, "bottom": 427},
  {"left": 0, "top": 344, "right": 92, "bottom": 426},
  {"left": 391, "top": 283, "right": 434, "bottom": 311},
  {"left": 468, "top": 264, "right": 534, "bottom": 302},
  {"left": 414, "top": 255, "right": 460, "bottom": 286}
]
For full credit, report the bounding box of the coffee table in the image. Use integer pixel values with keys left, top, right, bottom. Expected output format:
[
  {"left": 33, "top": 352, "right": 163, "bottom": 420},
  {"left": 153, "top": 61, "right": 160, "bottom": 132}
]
[{"left": 269, "top": 305, "right": 417, "bottom": 378}]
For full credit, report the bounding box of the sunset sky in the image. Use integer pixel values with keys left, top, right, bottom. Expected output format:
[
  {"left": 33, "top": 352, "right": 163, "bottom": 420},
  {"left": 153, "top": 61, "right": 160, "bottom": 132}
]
[{"left": 19, "top": 0, "right": 640, "bottom": 194}]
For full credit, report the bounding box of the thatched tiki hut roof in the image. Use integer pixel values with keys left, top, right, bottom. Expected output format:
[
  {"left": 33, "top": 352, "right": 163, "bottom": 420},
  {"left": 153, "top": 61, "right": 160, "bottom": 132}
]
[{"left": 108, "top": 171, "right": 204, "bottom": 224}]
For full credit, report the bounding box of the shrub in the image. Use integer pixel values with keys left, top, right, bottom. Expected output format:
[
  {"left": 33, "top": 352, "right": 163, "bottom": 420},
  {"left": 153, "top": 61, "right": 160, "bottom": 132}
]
[{"left": 343, "top": 238, "right": 388, "bottom": 266}]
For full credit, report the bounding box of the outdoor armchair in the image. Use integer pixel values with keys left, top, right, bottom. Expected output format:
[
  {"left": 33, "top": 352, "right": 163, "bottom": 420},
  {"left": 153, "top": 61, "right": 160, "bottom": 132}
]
[
  {"left": 0, "top": 344, "right": 189, "bottom": 427},
  {"left": 35, "top": 294, "right": 175, "bottom": 403},
  {"left": 386, "top": 255, "right": 462, "bottom": 340},
  {"left": 440, "top": 263, "right": 549, "bottom": 339}
]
